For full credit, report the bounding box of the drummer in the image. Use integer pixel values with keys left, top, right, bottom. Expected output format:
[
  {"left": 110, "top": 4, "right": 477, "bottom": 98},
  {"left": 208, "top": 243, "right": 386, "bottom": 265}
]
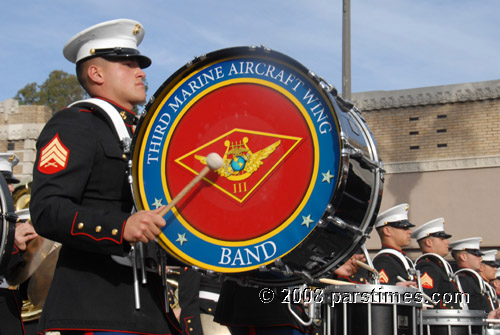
[
  {"left": 412, "top": 218, "right": 461, "bottom": 309},
  {"left": 478, "top": 250, "right": 500, "bottom": 309},
  {"left": 29, "top": 19, "right": 180, "bottom": 334},
  {"left": 372, "top": 203, "right": 416, "bottom": 286},
  {"left": 490, "top": 269, "right": 500, "bottom": 301},
  {"left": 0, "top": 153, "right": 38, "bottom": 335},
  {"left": 450, "top": 238, "right": 500, "bottom": 318}
]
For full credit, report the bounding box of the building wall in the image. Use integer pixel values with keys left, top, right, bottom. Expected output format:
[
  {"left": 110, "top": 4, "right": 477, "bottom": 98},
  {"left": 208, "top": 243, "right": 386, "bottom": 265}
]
[
  {"left": 351, "top": 79, "right": 500, "bottom": 259},
  {"left": 0, "top": 99, "right": 52, "bottom": 183}
]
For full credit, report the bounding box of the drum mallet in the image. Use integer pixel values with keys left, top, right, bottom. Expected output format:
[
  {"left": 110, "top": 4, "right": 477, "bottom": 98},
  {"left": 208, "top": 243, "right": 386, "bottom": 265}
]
[
  {"left": 355, "top": 260, "right": 379, "bottom": 276},
  {"left": 397, "top": 275, "right": 437, "bottom": 306},
  {"left": 318, "top": 278, "right": 355, "bottom": 286},
  {"left": 158, "top": 153, "right": 224, "bottom": 217}
]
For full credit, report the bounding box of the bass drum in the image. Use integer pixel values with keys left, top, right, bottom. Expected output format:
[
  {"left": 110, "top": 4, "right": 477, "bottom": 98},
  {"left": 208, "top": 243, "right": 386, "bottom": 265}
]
[
  {"left": 131, "top": 46, "right": 383, "bottom": 286},
  {"left": 0, "top": 174, "right": 16, "bottom": 280}
]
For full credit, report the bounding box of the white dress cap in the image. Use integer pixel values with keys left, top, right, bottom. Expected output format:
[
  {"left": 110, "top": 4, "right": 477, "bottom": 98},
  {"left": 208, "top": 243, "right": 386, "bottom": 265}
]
[
  {"left": 482, "top": 250, "right": 498, "bottom": 262},
  {"left": 375, "top": 203, "right": 413, "bottom": 228},
  {"left": 411, "top": 218, "right": 451, "bottom": 241},
  {"left": 63, "top": 18, "right": 151, "bottom": 68},
  {"left": 0, "top": 153, "right": 20, "bottom": 184},
  {"left": 449, "top": 237, "right": 482, "bottom": 253}
]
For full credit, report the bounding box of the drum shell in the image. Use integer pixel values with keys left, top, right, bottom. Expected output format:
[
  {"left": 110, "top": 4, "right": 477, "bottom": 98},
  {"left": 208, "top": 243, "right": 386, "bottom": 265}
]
[
  {"left": 322, "top": 284, "right": 421, "bottom": 335},
  {"left": 421, "top": 309, "right": 487, "bottom": 335},
  {"left": 132, "top": 46, "right": 383, "bottom": 285}
]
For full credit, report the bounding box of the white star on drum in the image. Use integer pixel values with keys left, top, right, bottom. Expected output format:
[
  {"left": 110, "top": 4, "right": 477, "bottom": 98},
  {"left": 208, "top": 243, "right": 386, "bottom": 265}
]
[
  {"left": 176, "top": 233, "right": 188, "bottom": 246},
  {"left": 152, "top": 197, "right": 163, "bottom": 209},
  {"left": 301, "top": 215, "right": 314, "bottom": 228},
  {"left": 321, "top": 170, "right": 334, "bottom": 184}
]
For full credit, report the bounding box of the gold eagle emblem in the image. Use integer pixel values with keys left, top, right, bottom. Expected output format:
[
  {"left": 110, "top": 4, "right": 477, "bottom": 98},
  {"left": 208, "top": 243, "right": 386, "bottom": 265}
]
[{"left": 195, "top": 137, "right": 280, "bottom": 181}]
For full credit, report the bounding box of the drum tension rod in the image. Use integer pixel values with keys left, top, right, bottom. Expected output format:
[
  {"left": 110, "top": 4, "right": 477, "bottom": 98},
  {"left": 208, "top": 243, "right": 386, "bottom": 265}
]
[
  {"left": 342, "top": 142, "right": 383, "bottom": 170},
  {"left": 326, "top": 216, "right": 367, "bottom": 237},
  {"left": 1, "top": 212, "right": 18, "bottom": 223}
]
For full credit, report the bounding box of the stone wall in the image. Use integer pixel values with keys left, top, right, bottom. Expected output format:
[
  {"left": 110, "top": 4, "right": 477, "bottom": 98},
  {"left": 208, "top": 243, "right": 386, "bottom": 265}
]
[{"left": 0, "top": 99, "right": 52, "bottom": 182}]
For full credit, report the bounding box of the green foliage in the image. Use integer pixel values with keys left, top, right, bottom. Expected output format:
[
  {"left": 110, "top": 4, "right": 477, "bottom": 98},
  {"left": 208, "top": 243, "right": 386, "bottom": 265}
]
[{"left": 15, "top": 70, "right": 87, "bottom": 114}]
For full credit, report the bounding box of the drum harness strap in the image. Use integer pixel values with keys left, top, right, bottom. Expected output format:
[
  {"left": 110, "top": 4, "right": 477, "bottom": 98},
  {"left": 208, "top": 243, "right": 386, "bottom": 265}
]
[
  {"left": 416, "top": 253, "right": 469, "bottom": 310},
  {"left": 374, "top": 248, "right": 415, "bottom": 281},
  {"left": 68, "top": 98, "right": 170, "bottom": 312},
  {"left": 454, "top": 268, "right": 495, "bottom": 310},
  {"left": 373, "top": 248, "right": 433, "bottom": 305}
]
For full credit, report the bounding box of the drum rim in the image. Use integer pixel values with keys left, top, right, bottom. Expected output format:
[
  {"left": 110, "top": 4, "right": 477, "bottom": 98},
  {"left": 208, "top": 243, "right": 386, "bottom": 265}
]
[
  {"left": 131, "top": 46, "right": 382, "bottom": 284},
  {"left": 0, "top": 174, "right": 16, "bottom": 279}
]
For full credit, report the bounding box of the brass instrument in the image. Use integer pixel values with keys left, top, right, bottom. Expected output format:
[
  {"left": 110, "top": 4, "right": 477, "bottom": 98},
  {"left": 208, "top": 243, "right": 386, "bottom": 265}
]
[
  {"left": 12, "top": 180, "right": 31, "bottom": 211},
  {"left": 11, "top": 180, "right": 60, "bottom": 322}
]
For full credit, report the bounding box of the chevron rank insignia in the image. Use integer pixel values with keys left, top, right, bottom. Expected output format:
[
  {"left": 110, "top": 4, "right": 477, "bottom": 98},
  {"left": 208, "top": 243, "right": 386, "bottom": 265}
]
[
  {"left": 421, "top": 272, "right": 434, "bottom": 289},
  {"left": 38, "top": 134, "right": 70, "bottom": 174},
  {"left": 379, "top": 269, "right": 389, "bottom": 283}
]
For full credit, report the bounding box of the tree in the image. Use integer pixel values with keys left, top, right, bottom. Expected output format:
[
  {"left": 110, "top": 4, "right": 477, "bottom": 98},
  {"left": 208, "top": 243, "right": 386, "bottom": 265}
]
[{"left": 15, "top": 70, "right": 87, "bottom": 114}]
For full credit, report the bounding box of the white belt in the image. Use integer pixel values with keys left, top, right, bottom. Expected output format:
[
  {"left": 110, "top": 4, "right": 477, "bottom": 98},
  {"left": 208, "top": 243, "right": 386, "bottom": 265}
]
[{"left": 199, "top": 290, "right": 220, "bottom": 302}]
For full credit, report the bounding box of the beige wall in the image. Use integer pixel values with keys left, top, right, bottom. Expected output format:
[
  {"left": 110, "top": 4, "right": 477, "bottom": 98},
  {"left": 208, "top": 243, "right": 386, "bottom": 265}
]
[
  {"left": 352, "top": 79, "right": 500, "bottom": 260},
  {"left": 365, "top": 167, "right": 500, "bottom": 259}
]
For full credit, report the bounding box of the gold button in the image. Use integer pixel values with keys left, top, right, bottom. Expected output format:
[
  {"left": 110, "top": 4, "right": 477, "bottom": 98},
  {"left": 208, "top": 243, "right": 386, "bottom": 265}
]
[
  {"left": 95, "top": 226, "right": 102, "bottom": 233},
  {"left": 208, "top": 308, "right": 212, "bottom": 312},
  {"left": 187, "top": 319, "right": 191, "bottom": 323},
  {"left": 78, "top": 222, "right": 84, "bottom": 229},
  {"left": 122, "top": 154, "right": 127, "bottom": 159},
  {"left": 111, "top": 229, "right": 118, "bottom": 236},
  {"left": 189, "top": 328, "right": 193, "bottom": 332}
]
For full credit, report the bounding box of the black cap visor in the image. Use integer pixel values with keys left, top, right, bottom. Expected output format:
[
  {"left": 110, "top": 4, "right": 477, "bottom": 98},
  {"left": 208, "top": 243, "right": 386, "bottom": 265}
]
[
  {"left": 429, "top": 231, "right": 452, "bottom": 239},
  {"left": 465, "top": 249, "right": 484, "bottom": 257},
  {"left": 80, "top": 47, "right": 152, "bottom": 68},
  {"left": 2, "top": 171, "right": 20, "bottom": 184},
  {"left": 386, "top": 220, "right": 415, "bottom": 229},
  {"left": 482, "top": 261, "right": 500, "bottom": 268}
]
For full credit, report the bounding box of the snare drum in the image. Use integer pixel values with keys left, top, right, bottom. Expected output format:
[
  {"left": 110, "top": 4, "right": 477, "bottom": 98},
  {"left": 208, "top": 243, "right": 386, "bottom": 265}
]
[
  {"left": 321, "top": 284, "right": 422, "bottom": 335},
  {"left": 131, "top": 46, "right": 383, "bottom": 285},
  {"left": 0, "top": 174, "right": 15, "bottom": 281},
  {"left": 486, "top": 324, "right": 500, "bottom": 335},
  {"left": 421, "top": 309, "right": 487, "bottom": 335}
]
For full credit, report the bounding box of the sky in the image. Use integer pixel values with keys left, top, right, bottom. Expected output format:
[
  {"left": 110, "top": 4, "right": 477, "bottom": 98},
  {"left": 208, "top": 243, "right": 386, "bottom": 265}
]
[{"left": 1, "top": 0, "right": 499, "bottom": 104}]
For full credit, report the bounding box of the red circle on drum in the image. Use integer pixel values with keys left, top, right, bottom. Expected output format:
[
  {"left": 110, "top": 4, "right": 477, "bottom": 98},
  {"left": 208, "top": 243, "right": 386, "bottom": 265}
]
[{"left": 165, "top": 83, "right": 314, "bottom": 241}]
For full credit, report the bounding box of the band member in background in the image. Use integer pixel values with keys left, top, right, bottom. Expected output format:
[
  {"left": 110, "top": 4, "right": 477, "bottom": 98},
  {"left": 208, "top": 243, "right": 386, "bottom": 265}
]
[
  {"left": 0, "top": 153, "right": 38, "bottom": 335},
  {"left": 412, "top": 218, "right": 461, "bottom": 309},
  {"left": 478, "top": 250, "right": 499, "bottom": 309},
  {"left": 372, "top": 203, "right": 416, "bottom": 286},
  {"left": 490, "top": 269, "right": 500, "bottom": 300},
  {"left": 451, "top": 238, "right": 500, "bottom": 318},
  {"left": 29, "top": 19, "right": 179, "bottom": 334}
]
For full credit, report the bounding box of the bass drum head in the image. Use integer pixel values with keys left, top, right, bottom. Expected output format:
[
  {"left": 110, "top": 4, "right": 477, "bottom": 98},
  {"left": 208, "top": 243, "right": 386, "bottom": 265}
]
[{"left": 132, "top": 46, "right": 381, "bottom": 285}]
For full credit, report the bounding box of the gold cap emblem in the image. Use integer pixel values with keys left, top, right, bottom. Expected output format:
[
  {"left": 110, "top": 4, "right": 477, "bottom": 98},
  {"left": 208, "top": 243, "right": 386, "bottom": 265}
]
[{"left": 132, "top": 24, "right": 141, "bottom": 35}]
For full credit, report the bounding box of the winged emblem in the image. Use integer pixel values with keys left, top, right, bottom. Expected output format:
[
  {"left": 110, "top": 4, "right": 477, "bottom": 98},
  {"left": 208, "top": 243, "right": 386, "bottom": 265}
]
[{"left": 195, "top": 137, "right": 281, "bottom": 181}]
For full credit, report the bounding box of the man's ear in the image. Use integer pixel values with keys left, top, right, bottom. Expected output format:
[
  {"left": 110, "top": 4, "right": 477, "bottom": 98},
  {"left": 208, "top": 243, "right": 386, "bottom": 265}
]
[
  {"left": 425, "top": 238, "right": 433, "bottom": 249},
  {"left": 459, "top": 252, "right": 467, "bottom": 263},
  {"left": 382, "top": 226, "right": 392, "bottom": 237},
  {"left": 87, "top": 63, "right": 105, "bottom": 85}
]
